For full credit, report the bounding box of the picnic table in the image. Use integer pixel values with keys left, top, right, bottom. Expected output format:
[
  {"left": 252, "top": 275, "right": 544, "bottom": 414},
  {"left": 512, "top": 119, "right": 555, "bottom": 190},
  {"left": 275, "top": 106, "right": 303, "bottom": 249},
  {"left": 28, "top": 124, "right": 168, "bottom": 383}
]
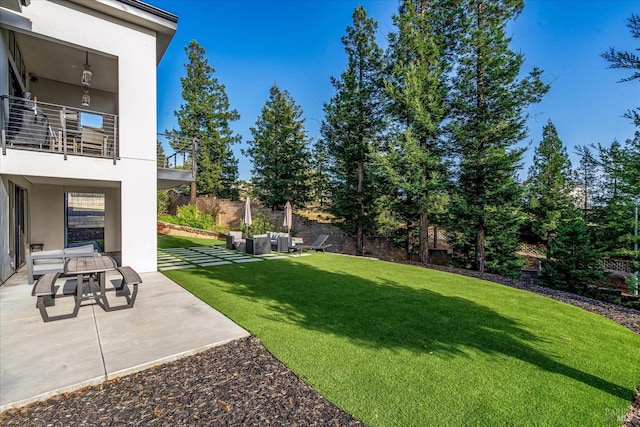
[{"left": 65, "top": 255, "right": 117, "bottom": 312}]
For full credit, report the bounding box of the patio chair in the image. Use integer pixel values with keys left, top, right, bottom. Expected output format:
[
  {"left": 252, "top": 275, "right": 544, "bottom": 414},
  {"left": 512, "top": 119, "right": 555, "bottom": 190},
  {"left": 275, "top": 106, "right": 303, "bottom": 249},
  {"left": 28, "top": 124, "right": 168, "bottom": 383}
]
[
  {"left": 288, "top": 234, "right": 331, "bottom": 254},
  {"left": 226, "top": 231, "right": 246, "bottom": 251},
  {"left": 49, "top": 126, "right": 62, "bottom": 152},
  {"left": 77, "top": 126, "right": 108, "bottom": 156}
]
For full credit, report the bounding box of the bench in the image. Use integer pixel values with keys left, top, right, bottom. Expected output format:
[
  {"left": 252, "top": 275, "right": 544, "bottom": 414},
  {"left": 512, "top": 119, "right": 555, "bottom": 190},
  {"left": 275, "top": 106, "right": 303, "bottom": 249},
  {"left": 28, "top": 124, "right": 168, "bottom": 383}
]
[
  {"left": 102, "top": 266, "right": 142, "bottom": 311},
  {"left": 26, "top": 243, "right": 96, "bottom": 284},
  {"left": 32, "top": 272, "right": 79, "bottom": 322}
]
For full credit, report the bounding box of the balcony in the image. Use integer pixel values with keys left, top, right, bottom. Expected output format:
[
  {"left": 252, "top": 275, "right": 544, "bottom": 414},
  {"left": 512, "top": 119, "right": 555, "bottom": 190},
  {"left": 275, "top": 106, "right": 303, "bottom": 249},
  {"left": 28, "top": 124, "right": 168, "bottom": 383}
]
[
  {"left": 157, "top": 133, "right": 196, "bottom": 189},
  {"left": 1, "top": 94, "right": 118, "bottom": 162}
]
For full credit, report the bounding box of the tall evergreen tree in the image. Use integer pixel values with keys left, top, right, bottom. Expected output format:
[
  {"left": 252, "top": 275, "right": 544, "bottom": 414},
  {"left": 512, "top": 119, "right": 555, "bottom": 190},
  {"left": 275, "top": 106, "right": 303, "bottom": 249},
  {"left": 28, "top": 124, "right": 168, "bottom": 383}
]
[
  {"left": 524, "top": 120, "right": 572, "bottom": 257},
  {"left": 601, "top": 14, "right": 640, "bottom": 126},
  {"left": 573, "top": 145, "right": 598, "bottom": 220},
  {"left": 622, "top": 131, "right": 640, "bottom": 197},
  {"left": 310, "top": 138, "right": 331, "bottom": 206},
  {"left": 542, "top": 209, "right": 605, "bottom": 294},
  {"left": 385, "top": 0, "right": 456, "bottom": 263},
  {"left": 245, "top": 84, "right": 312, "bottom": 209},
  {"left": 448, "top": 0, "right": 548, "bottom": 275},
  {"left": 590, "top": 140, "right": 633, "bottom": 255},
  {"left": 168, "top": 40, "right": 241, "bottom": 198},
  {"left": 322, "top": 6, "right": 385, "bottom": 256}
]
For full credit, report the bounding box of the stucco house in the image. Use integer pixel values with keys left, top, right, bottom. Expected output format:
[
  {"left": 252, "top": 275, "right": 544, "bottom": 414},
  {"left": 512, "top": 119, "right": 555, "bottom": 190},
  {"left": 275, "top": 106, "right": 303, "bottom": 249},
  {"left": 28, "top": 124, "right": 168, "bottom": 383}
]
[{"left": 0, "top": 0, "right": 189, "bottom": 283}]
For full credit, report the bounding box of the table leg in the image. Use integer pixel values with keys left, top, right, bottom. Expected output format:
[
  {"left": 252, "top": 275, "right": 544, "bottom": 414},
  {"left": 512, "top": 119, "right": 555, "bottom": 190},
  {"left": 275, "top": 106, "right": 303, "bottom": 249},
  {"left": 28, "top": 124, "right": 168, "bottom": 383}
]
[
  {"left": 72, "top": 274, "right": 84, "bottom": 317},
  {"left": 99, "top": 271, "right": 112, "bottom": 311}
]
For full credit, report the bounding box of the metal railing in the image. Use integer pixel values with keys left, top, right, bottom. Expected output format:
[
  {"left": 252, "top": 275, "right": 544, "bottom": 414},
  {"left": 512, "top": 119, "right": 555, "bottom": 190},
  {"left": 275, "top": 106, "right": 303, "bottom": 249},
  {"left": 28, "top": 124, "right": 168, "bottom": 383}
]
[
  {"left": 156, "top": 133, "right": 197, "bottom": 174},
  {"left": 1, "top": 95, "right": 118, "bottom": 163}
]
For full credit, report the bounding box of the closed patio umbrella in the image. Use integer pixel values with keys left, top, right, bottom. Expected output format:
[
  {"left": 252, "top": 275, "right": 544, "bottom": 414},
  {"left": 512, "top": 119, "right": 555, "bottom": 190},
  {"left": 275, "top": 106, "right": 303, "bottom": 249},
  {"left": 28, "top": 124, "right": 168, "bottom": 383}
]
[
  {"left": 283, "top": 201, "right": 292, "bottom": 232},
  {"left": 243, "top": 197, "right": 252, "bottom": 232}
]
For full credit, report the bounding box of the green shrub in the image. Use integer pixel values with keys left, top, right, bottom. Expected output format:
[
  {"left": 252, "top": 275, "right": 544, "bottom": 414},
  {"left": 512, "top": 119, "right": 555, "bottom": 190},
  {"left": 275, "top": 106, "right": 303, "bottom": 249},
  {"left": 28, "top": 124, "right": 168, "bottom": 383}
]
[
  {"left": 157, "top": 190, "right": 170, "bottom": 215},
  {"left": 158, "top": 214, "right": 178, "bottom": 225},
  {"left": 243, "top": 211, "right": 276, "bottom": 236},
  {"left": 176, "top": 204, "right": 214, "bottom": 230}
]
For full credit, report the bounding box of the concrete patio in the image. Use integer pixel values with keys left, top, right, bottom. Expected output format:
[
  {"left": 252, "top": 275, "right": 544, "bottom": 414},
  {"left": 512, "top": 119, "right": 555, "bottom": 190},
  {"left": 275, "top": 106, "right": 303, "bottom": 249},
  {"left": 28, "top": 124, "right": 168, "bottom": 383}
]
[{"left": 0, "top": 270, "right": 249, "bottom": 412}]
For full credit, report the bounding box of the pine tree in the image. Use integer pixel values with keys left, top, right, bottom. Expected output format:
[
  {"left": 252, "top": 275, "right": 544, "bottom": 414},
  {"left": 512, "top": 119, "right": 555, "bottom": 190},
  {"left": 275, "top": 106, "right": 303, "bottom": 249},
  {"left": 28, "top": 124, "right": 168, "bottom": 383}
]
[
  {"left": 524, "top": 120, "right": 572, "bottom": 257},
  {"left": 542, "top": 210, "right": 605, "bottom": 294},
  {"left": 590, "top": 140, "right": 633, "bottom": 255},
  {"left": 168, "top": 40, "right": 241, "bottom": 198},
  {"left": 448, "top": 0, "right": 548, "bottom": 275},
  {"left": 385, "top": 0, "right": 456, "bottom": 263},
  {"left": 573, "top": 145, "right": 598, "bottom": 220},
  {"left": 245, "top": 84, "right": 312, "bottom": 209},
  {"left": 601, "top": 14, "right": 640, "bottom": 125},
  {"left": 322, "top": 6, "right": 385, "bottom": 256},
  {"left": 310, "top": 138, "right": 330, "bottom": 206}
]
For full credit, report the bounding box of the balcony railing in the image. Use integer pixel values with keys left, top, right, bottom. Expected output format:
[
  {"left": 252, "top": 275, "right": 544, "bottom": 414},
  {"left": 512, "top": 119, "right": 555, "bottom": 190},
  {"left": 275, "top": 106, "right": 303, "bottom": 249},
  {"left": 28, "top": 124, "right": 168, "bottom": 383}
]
[
  {"left": 157, "top": 133, "right": 196, "bottom": 173},
  {"left": 1, "top": 95, "right": 118, "bottom": 163}
]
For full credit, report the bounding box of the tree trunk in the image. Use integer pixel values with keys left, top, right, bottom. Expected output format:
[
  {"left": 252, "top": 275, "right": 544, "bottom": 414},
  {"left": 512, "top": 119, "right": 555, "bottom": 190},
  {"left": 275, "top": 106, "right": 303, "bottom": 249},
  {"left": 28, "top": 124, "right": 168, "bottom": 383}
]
[
  {"left": 473, "top": 0, "right": 485, "bottom": 273},
  {"left": 545, "top": 230, "right": 551, "bottom": 260},
  {"left": 406, "top": 220, "right": 412, "bottom": 261},
  {"left": 475, "top": 224, "right": 485, "bottom": 272},
  {"left": 356, "top": 159, "right": 365, "bottom": 256},
  {"left": 419, "top": 209, "right": 429, "bottom": 264},
  {"left": 190, "top": 181, "right": 197, "bottom": 205}
]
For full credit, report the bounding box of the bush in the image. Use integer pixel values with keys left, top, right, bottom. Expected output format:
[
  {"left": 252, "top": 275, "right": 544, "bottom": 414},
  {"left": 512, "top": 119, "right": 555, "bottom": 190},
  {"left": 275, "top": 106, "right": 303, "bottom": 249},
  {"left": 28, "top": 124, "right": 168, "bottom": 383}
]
[
  {"left": 175, "top": 204, "right": 215, "bottom": 230},
  {"left": 157, "top": 190, "right": 170, "bottom": 215},
  {"left": 243, "top": 211, "right": 276, "bottom": 236}
]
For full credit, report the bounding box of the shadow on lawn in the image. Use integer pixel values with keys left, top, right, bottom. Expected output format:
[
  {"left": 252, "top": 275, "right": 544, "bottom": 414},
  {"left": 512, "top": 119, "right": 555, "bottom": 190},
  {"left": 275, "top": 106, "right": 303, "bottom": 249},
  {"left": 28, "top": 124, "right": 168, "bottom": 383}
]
[{"left": 175, "top": 256, "right": 633, "bottom": 401}]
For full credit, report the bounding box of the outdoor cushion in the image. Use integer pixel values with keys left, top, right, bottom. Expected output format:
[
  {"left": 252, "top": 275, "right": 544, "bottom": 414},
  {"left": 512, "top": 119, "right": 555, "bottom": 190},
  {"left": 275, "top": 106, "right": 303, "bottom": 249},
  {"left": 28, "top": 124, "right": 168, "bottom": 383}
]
[
  {"left": 33, "top": 263, "right": 64, "bottom": 273},
  {"left": 33, "top": 257, "right": 64, "bottom": 265},
  {"left": 32, "top": 249, "right": 64, "bottom": 258},
  {"left": 64, "top": 244, "right": 95, "bottom": 255},
  {"left": 32, "top": 250, "right": 65, "bottom": 264}
]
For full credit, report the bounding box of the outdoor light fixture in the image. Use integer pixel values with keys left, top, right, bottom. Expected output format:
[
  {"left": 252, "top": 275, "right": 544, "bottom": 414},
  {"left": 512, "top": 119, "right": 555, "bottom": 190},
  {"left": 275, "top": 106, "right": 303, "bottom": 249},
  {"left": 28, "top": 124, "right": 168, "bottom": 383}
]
[
  {"left": 81, "top": 51, "right": 92, "bottom": 107},
  {"left": 81, "top": 51, "right": 92, "bottom": 87},
  {"left": 81, "top": 89, "right": 90, "bottom": 107}
]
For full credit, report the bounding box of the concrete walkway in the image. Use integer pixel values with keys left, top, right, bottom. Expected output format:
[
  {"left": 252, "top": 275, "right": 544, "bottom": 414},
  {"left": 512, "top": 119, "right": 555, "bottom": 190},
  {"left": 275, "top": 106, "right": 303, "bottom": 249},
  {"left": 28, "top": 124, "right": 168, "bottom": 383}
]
[{"left": 0, "top": 271, "right": 249, "bottom": 411}]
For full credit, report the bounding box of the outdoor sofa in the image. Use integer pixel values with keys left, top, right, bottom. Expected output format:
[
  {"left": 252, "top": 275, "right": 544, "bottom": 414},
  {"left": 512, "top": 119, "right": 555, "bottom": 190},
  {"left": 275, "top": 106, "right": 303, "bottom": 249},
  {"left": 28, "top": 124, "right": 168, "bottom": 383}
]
[
  {"left": 26, "top": 243, "right": 96, "bottom": 284},
  {"left": 246, "top": 234, "right": 271, "bottom": 255},
  {"left": 266, "top": 231, "right": 290, "bottom": 252}
]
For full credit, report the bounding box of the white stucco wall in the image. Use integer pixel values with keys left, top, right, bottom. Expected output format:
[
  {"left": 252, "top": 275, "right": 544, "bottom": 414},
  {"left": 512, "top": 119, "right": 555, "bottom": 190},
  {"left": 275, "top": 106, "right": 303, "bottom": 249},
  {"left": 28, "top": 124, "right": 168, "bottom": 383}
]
[{"left": 3, "top": 0, "right": 163, "bottom": 273}]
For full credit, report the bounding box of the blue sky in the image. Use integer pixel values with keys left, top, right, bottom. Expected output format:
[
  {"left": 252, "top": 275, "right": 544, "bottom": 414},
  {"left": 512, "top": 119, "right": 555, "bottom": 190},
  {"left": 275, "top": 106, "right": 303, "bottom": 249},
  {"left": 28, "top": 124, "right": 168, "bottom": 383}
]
[{"left": 153, "top": 0, "right": 638, "bottom": 182}]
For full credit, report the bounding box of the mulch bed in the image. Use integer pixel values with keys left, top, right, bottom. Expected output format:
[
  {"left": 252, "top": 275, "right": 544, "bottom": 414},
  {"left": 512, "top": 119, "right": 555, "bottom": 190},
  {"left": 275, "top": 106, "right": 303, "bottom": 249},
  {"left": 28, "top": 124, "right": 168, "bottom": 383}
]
[
  {"left": 2, "top": 264, "right": 639, "bottom": 426},
  {"left": 0, "top": 337, "right": 362, "bottom": 426}
]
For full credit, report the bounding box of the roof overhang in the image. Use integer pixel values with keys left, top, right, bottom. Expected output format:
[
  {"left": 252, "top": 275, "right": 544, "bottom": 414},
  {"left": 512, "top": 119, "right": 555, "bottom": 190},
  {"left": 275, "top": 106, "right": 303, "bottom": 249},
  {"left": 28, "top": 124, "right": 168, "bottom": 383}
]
[
  {"left": 68, "top": 0, "right": 178, "bottom": 64},
  {"left": 0, "top": 0, "right": 29, "bottom": 13}
]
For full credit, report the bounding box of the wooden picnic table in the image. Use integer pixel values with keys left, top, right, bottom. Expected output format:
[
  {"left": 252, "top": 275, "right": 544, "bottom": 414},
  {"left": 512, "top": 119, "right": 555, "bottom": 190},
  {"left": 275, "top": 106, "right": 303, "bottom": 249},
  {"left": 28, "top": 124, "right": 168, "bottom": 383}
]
[{"left": 64, "top": 255, "right": 117, "bottom": 314}]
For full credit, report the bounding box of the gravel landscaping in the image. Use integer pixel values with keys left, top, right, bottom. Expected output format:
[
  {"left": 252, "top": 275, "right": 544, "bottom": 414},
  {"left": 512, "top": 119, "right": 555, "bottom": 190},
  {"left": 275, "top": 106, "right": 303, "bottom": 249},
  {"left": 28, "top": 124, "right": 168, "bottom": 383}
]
[{"left": 1, "top": 265, "right": 638, "bottom": 426}]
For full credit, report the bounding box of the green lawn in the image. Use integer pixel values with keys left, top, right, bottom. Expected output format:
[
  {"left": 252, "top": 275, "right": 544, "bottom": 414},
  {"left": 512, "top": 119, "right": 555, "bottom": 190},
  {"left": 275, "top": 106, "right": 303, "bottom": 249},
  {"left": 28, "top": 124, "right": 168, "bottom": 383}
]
[{"left": 158, "top": 236, "right": 640, "bottom": 426}]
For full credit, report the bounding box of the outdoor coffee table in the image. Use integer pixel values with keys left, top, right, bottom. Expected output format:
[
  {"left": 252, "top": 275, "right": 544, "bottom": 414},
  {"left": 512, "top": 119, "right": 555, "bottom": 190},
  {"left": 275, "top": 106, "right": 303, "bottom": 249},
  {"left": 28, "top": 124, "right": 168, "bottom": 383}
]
[{"left": 64, "top": 255, "right": 117, "bottom": 314}]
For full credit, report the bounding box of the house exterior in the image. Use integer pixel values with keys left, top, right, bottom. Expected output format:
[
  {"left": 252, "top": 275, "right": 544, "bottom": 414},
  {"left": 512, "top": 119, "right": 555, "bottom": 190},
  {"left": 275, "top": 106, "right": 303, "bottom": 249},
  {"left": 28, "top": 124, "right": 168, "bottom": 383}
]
[{"left": 0, "top": 0, "right": 187, "bottom": 283}]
